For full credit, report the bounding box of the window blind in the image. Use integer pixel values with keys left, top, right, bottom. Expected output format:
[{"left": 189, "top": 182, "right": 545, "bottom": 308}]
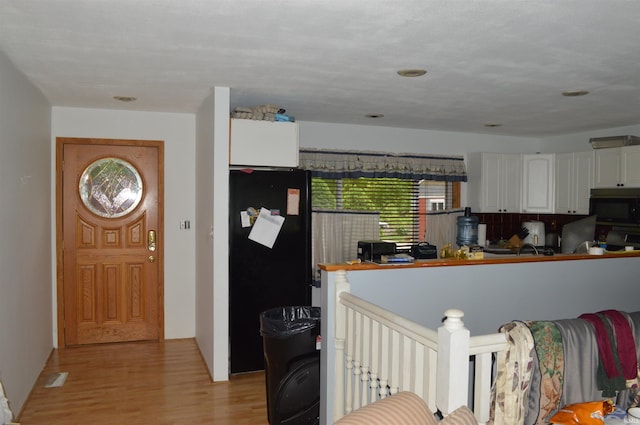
[
  {"left": 311, "top": 177, "right": 457, "bottom": 245},
  {"left": 301, "top": 148, "right": 465, "bottom": 247}
]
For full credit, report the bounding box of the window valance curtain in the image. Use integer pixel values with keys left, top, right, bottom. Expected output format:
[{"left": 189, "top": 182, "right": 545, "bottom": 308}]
[{"left": 299, "top": 148, "right": 467, "bottom": 182}]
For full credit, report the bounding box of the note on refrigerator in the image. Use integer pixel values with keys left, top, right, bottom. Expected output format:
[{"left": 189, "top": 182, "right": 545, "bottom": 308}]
[
  {"left": 248, "top": 207, "right": 285, "bottom": 249},
  {"left": 240, "top": 210, "right": 251, "bottom": 228},
  {"left": 287, "top": 188, "right": 300, "bottom": 215}
]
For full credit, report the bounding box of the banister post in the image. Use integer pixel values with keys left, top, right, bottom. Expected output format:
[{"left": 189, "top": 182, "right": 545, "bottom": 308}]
[
  {"left": 333, "top": 270, "right": 350, "bottom": 422},
  {"left": 436, "top": 308, "right": 470, "bottom": 416}
]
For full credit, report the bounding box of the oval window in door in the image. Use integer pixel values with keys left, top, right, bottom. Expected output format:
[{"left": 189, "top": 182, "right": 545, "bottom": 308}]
[{"left": 79, "top": 157, "right": 143, "bottom": 218}]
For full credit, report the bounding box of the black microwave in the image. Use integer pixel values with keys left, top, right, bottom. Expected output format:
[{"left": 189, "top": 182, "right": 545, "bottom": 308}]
[{"left": 589, "top": 188, "right": 640, "bottom": 225}]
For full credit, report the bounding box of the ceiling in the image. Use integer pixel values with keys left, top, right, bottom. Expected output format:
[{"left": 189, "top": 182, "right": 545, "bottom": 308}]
[{"left": 1, "top": 0, "right": 639, "bottom": 137}]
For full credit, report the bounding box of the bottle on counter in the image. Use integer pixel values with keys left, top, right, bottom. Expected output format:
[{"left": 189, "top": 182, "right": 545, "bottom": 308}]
[
  {"left": 598, "top": 230, "right": 607, "bottom": 249},
  {"left": 456, "top": 207, "right": 479, "bottom": 247}
]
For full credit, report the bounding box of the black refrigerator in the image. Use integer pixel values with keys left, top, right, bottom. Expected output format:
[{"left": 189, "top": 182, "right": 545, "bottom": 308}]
[{"left": 229, "top": 168, "right": 312, "bottom": 374}]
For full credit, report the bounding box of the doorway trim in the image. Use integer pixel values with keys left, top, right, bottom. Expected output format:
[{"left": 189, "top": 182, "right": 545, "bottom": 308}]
[{"left": 55, "top": 137, "right": 165, "bottom": 347}]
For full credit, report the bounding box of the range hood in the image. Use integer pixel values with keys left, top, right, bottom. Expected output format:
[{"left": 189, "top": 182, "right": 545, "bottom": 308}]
[{"left": 589, "top": 135, "right": 640, "bottom": 149}]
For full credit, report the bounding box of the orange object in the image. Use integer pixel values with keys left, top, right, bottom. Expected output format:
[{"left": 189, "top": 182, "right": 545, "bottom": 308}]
[{"left": 549, "top": 400, "right": 614, "bottom": 425}]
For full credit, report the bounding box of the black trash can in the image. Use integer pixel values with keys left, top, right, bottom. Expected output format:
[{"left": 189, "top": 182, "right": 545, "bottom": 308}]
[{"left": 260, "top": 306, "right": 321, "bottom": 425}]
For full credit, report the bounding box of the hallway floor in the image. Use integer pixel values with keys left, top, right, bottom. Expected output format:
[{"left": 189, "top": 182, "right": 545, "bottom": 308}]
[{"left": 18, "top": 339, "right": 268, "bottom": 425}]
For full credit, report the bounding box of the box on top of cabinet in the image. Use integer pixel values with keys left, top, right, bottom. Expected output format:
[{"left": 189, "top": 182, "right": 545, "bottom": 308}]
[{"left": 229, "top": 118, "right": 299, "bottom": 167}]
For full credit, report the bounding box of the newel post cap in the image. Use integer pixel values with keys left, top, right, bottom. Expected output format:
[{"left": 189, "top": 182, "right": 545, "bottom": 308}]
[{"left": 443, "top": 309, "right": 465, "bottom": 330}]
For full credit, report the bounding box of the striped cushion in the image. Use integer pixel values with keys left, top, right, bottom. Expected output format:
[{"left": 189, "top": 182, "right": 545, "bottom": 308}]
[
  {"left": 334, "top": 392, "right": 438, "bottom": 425},
  {"left": 441, "top": 405, "right": 477, "bottom": 425}
]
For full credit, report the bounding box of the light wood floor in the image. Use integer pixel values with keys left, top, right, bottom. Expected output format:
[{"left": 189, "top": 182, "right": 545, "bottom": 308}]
[{"left": 18, "top": 339, "right": 269, "bottom": 425}]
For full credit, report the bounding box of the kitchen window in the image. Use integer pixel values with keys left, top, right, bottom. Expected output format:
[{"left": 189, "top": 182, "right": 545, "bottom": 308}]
[
  {"left": 300, "top": 149, "right": 467, "bottom": 264},
  {"left": 311, "top": 177, "right": 460, "bottom": 245}
]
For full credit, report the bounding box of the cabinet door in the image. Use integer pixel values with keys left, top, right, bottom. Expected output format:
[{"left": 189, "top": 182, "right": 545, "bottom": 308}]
[
  {"left": 621, "top": 145, "right": 640, "bottom": 187},
  {"left": 501, "top": 154, "right": 522, "bottom": 213},
  {"left": 593, "top": 148, "right": 621, "bottom": 188},
  {"left": 522, "top": 154, "right": 554, "bottom": 213},
  {"left": 229, "top": 119, "right": 299, "bottom": 167},
  {"left": 479, "top": 153, "right": 502, "bottom": 212},
  {"left": 556, "top": 152, "right": 593, "bottom": 214},
  {"left": 554, "top": 153, "right": 573, "bottom": 214},
  {"left": 573, "top": 151, "right": 594, "bottom": 214}
]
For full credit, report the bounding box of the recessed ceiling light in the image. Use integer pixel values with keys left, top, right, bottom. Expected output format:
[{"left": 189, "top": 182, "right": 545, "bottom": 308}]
[
  {"left": 366, "top": 113, "right": 384, "bottom": 119},
  {"left": 484, "top": 123, "right": 502, "bottom": 128},
  {"left": 397, "top": 69, "right": 427, "bottom": 77},
  {"left": 561, "top": 90, "right": 589, "bottom": 97},
  {"left": 113, "top": 96, "right": 137, "bottom": 102}
]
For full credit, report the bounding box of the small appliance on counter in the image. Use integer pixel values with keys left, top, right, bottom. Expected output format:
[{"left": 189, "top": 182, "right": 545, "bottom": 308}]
[
  {"left": 522, "top": 220, "right": 546, "bottom": 247},
  {"left": 357, "top": 240, "right": 397, "bottom": 262},
  {"left": 545, "top": 233, "right": 560, "bottom": 251},
  {"left": 606, "top": 229, "right": 640, "bottom": 251},
  {"left": 410, "top": 242, "right": 438, "bottom": 259},
  {"left": 624, "top": 232, "right": 640, "bottom": 249}
]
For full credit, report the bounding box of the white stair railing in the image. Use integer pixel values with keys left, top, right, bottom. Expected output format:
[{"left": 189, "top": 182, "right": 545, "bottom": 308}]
[
  {"left": 335, "top": 270, "right": 439, "bottom": 416},
  {"left": 333, "top": 269, "right": 507, "bottom": 425}
]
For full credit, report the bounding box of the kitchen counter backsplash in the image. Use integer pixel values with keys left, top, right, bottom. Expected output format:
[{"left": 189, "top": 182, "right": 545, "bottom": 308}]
[{"left": 474, "top": 212, "right": 610, "bottom": 246}]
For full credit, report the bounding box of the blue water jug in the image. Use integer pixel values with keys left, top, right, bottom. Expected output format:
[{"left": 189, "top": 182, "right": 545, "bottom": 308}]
[{"left": 456, "top": 207, "right": 479, "bottom": 247}]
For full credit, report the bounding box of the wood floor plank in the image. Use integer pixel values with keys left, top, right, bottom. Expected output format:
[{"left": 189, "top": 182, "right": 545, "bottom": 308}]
[{"left": 18, "top": 339, "right": 269, "bottom": 425}]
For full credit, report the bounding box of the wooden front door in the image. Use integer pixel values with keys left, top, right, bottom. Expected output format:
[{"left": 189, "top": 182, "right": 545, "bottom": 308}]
[{"left": 57, "top": 138, "right": 164, "bottom": 346}]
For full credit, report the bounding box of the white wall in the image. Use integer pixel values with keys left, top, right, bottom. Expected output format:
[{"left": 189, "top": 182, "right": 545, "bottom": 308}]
[
  {"left": 51, "top": 107, "right": 197, "bottom": 340},
  {"left": 0, "top": 51, "right": 52, "bottom": 416},
  {"left": 301, "top": 120, "right": 640, "bottom": 155},
  {"left": 299, "top": 121, "right": 541, "bottom": 155},
  {"left": 539, "top": 124, "right": 640, "bottom": 153},
  {"left": 210, "top": 89, "right": 231, "bottom": 381},
  {"left": 195, "top": 92, "right": 216, "bottom": 376},
  {"left": 195, "top": 87, "right": 231, "bottom": 381}
]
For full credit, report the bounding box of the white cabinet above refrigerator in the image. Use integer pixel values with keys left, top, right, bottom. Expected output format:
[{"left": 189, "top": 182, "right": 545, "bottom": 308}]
[{"left": 229, "top": 118, "right": 299, "bottom": 167}]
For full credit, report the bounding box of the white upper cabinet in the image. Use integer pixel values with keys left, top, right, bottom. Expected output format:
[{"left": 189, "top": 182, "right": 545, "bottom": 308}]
[
  {"left": 594, "top": 145, "right": 640, "bottom": 188},
  {"left": 229, "top": 118, "right": 299, "bottom": 167},
  {"left": 501, "top": 154, "right": 524, "bottom": 213},
  {"left": 594, "top": 147, "right": 621, "bottom": 187},
  {"left": 554, "top": 151, "right": 593, "bottom": 215},
  {"left": 622, "top": 146, "right": 640, "bottom": 187},
  {"left": 522, "top": 154, "right": 555, "bottom": 213},
  {"left": 467, "top": 152, "right": 521, "bottom": 213}
]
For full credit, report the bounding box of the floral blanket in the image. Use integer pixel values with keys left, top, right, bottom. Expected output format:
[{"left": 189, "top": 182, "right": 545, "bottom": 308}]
[
  {"left": 489, "top": 311, "right": 640, "bottom": 425},
  {"left": 527, "top": 321, "right": 564, "bottom": 424}
]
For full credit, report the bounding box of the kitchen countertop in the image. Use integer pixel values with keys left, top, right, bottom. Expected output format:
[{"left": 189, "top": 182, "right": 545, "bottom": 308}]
[{"left": 318, "top": 249, "right": 640, "bottom": 272}]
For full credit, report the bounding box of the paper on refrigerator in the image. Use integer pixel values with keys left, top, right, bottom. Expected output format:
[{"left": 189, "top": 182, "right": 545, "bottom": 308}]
[{"left": 248, "top": 207, "right": 285, "bottom": 249}]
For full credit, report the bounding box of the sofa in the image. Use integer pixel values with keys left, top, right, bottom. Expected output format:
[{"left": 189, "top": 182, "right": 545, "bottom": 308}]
[{"left": 333, "top": 391, "right": 477, "bottom": 425}]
